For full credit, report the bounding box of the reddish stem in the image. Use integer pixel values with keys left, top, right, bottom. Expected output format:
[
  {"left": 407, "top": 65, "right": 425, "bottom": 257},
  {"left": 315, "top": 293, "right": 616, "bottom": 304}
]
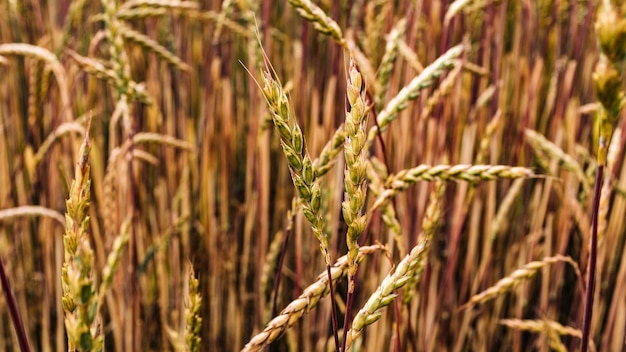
[
  {"left": 580, "top": 164, "right": 603, "bottom": 352},
  {"left": 0, "top": 257, "right": 30, "bottom": 352}
]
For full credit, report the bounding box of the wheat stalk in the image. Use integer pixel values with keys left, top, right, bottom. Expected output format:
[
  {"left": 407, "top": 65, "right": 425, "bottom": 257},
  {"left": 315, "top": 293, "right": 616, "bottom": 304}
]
[
  {"left": 475, "top": 111, "right": 502, "bottom": 165},
  {"left": 241, "top": 245, "right": 384, "bottom": 352},
  {"left": 369, "top": 162, "right": 404, "bottom": 255},
  {"left": 582, "top": 3, "right": 626, "bottom": 350}
]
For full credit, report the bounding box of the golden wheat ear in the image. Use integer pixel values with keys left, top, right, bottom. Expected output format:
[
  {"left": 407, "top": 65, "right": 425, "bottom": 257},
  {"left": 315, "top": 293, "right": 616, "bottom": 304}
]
[{"left": 62, "top": 117, "right": 103, "bottom": 352}]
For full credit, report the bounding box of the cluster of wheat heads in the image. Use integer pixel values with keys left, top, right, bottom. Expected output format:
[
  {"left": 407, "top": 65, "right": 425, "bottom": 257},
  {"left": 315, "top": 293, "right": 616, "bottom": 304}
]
[
  {"left": 0, "top": 0, "right": 204, "bottom": 350},
  {"left": 3, "top": 0, "right": 626, "bottom": 350},
  {"left": 239, "top": 0, "right": 560, "bottom": 349}
]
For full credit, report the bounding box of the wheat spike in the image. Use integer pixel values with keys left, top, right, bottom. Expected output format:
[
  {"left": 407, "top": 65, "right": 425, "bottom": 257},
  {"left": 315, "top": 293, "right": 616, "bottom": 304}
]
[
  {"left": 118, "top": 23, "right": 191, "bottom": 71},
  {"left": 367, "top": 44, "right": 464, "bottom": 144},
  {"left": 500, "top": 318, "right": 597, "bottom": 351},
  {"left": 345, "top": 183, "right": 445, "bottom": 349},
  {"left": 0, "top": 206, "right": 65, "bottom": 226},
  {"left": 343, "top": 58, "right": 370, "bottom": 290},
  {"left": 524, "top": 129, "right": 588, "bottom": 191},
  {"left": 287, "top": 0, "right": 346, "bottom": 47},
  {"left": 185, "top": 262, "right": 202, "bottom": 352},
  {"left": 62, "top": 125, "right": 103, "bottom": 351},
  {"left": 313, "top": 125, "right": 346, "bottom": 178},
  {"left": 241, "top": 245, "right": 384, "bottom": 352},
  {"left": 376, "top": 19, "right": 406, "bottom": 110},
  {"left": 372, "top": 164, "right": 534, "bottom": 210},
  {"left": 462, "top": 255, "right": 580, "bottom": 309},
  {"left": 260, "top": 68, "right": 333, "bottom": 265}
]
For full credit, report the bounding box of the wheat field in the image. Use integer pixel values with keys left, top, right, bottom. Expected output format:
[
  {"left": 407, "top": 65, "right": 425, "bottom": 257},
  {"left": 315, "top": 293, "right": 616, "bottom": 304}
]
[{"left": 0, "top": 0, "right": 625, "bottom": 351}]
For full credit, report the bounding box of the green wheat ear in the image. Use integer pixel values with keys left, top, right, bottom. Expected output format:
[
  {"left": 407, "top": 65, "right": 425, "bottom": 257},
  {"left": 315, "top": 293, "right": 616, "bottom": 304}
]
[{"left": 185, "top": 262, "right": 202, "bottom": 352}]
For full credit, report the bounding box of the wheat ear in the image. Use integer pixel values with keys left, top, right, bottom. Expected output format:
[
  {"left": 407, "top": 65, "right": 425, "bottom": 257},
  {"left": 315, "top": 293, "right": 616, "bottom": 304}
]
[
  {"left": 345, "top": 183, "right": 445, "bottom": 349},
  {"left": 372, "top": 164, "right": 534, "bottom": 210},
  {"left": 287, "top": 0, "right": 346, "bottom": 48},
  {"left": 313, "top": 124, "right": 346, "bottom": 178},
  {"left": 343, "top": 59, "right": 369, "bottom": 289},
  {"left": 118, "top": 0, "right": 199, "bottom": 12},
  {"left": 375, "top": 19, "right": 406, "bottom": 110},
  {"left": 500, "top": 319, "right": 597, "bottom": 352},
  {"left": 524, "top": 129, "right": 589, "bottom": 192},
  {"left": 118, "top": 23, "right": 190, "bottom": 71},
  {"left": 185, "top": 262, "right": 202, "bottom": 352},
  {"left": 0, "top": 43, "right": 72, "bottom": 120},
  {"left": 462, "top": 255, "right": 581, "bottom": 309},
  {"left": 367, "top": 44, "right": 464, "bottom": 144},
  {"left": 260, "top": 70, "right": 332, "bottom": 265},
  {"left": 241, "top": 245, "right": 384, "bottom": 352},
  {"left": 62, "top": 125, "right": 103, "bottom": 351}
]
